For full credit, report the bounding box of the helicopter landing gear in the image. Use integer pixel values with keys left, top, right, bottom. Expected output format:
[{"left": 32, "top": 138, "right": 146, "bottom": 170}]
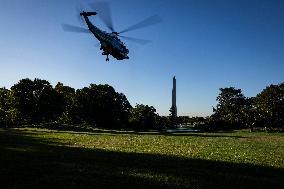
[{"left": 102, "top": 52, "right": 109, "bottom": 61}]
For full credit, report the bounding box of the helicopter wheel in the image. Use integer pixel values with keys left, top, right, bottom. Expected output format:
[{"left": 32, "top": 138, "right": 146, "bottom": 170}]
[{"left": 105, "top": 54, "right": 110, "bottom": 61}]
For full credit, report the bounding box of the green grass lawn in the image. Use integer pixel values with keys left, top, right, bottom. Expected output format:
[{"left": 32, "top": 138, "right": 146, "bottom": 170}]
[{"left": 0, "top": 127, "right": 283, "bottom": 189}]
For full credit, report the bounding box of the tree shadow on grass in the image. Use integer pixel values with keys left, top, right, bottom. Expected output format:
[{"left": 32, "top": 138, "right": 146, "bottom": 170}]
[{"left": 0, "top": 129, "right": 283, "bottom": 189}]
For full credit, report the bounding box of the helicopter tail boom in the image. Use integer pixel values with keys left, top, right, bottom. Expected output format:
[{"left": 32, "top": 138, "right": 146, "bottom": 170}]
[{"left": 80, "top": 11, "right": 97, "bottom": 16}]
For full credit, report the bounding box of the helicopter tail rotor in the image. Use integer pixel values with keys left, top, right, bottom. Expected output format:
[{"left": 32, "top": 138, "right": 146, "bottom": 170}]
[
  {"left": 75, "top": 3, "right": 85, "bottom": 26},
  {"left": 80, "top": 11, "right": 97, "bottom": 16}
]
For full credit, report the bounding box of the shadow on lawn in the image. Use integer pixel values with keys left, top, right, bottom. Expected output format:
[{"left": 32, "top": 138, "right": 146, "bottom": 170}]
[{"left": 0, "top": 129, "right": 283, "bottom": 189}]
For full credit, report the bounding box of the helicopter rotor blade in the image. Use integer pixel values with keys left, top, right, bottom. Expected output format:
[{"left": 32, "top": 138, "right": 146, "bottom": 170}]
[
  {"left": 61, "top": 24, "right": 90, "bottom": 33},
  {"left": 75, "top": 3, "right": 84, "bottom": 25},
  {"left": 120, "top": 35, "right": 152, "bottom": 45},
  {"left": 119, "top": 15, "right": 162, "bottom": 34},
  {"left": 89, "top": 1, "right": 115, "bottom": 32}
]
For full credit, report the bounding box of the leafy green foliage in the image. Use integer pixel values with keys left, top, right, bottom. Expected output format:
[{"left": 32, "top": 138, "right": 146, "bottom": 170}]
[
  {"left": 129, "top": 104, "right": 158, "bottom": 130},
  {"left": 3, "top": 78, "right": 132, "bottom": 129},
  {"left": 75, "top": 84, "right": 131, "bottom": 128},
  {"left": 10, "top": 78, "right": 65, "bottom": 124},
  {"left": 254, "top": 82, "right": 284, "bottom": 128},
  {"left": 10, "top": 78, "right": 36, "bottom": 124},
  {"left": 0, "top": 88, "right": 19, "bottom": 126},
  {"left": 211, "top": 87, "right": 247, "bottom": 129},
  {"left": 238, "top": 97, "right": 257, "bottom": 131},
  {"left": 210, "top": 82, "right": 284, "bottom": 130},
  {"left": 54, "top": 82, "right": 76, "bottom": 124}
]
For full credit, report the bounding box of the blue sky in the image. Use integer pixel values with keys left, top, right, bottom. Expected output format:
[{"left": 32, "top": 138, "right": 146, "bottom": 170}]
[{"left": 0, "top": 0, "right": 283, "bottom": 116}]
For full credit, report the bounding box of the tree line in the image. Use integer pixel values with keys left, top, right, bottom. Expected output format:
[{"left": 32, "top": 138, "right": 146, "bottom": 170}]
[
  {"left": 0, "top": 78, "right": 283, "bottom": 131},
  {"left": 0, "top": 78, "right": 161, "bottom": 130},
  {"left": 209, "top": 82, "right": 284, "bottom": 131}
]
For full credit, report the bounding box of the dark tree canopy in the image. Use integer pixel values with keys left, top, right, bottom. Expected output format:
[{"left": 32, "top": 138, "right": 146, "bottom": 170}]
[
  {"left": 254, "top": 83, "right": 284, "bottom": 128},
  {"left": 5, "top": 79, "right": 132, "bottom": 128},
  {"left": 129, "top": 104, "right": 158, "bottom": 131},
  {"left": 0, "top": 88, "right": 19, "bottom": 126},
  {"left": 75, "top": 84, "right": 132, "bottom": 128},
  {"left": 11, "top": 78, "right": 64, "bottom": 124},
  {"left": 210, "top": 83, "right": 284, "bottom": 130},
  {"left": 55, "top": 82, "right": 76, "bottom": 124},
  {"left": 213, "top": 87, "right": 246, "bottom": 126},
  {"left": 11, "top": 78, "right": 36, "bottom": 123}
]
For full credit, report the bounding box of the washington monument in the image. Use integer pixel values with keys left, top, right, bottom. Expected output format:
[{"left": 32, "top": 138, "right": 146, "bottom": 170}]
[{"left": 171, "top": 76, "right": 177, "bottom": 117}]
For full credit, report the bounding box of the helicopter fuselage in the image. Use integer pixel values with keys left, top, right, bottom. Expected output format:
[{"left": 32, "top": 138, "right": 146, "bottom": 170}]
[{"left": 81, "top": 12, "right": 129, "bottom": 61}]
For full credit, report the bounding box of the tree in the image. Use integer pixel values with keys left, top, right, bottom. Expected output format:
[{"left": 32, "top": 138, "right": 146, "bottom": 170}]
[
  {"left": 36, "top": 85, "right": 65, "bottom": 123},
  {"left": 240, "top": 97, "right": 256, "bottom": 132},
  {"left": 155, "top": 115, "right": 171, "bottom": 129},
  {"left": 55, "top": 82, "right": 76, "bottom": 124},
  {"left": 212, "top": 87, "right": 246, "bottom": 128},
  {"left": 11, "top": 78, "right": 65, "bottom": 124},
  {"left": 254, "top": 83, "right": 284, "bottom": 128},
  {"left": 129, "top": 104, "right": 158, "bottom": 131},
  {"left": 75, "top": 84, "right": 131, "bottom": 128},
  {"left": 11, "top": 78, "right": 36, "bottom": 124},
  {"left": 0, "top": 88, "right": 19, "bottom": 127}
]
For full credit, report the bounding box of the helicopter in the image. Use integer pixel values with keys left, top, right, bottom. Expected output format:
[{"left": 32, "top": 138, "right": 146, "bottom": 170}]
[{"left": 62, "top": 2, "right": 162, "bottom": 61}]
